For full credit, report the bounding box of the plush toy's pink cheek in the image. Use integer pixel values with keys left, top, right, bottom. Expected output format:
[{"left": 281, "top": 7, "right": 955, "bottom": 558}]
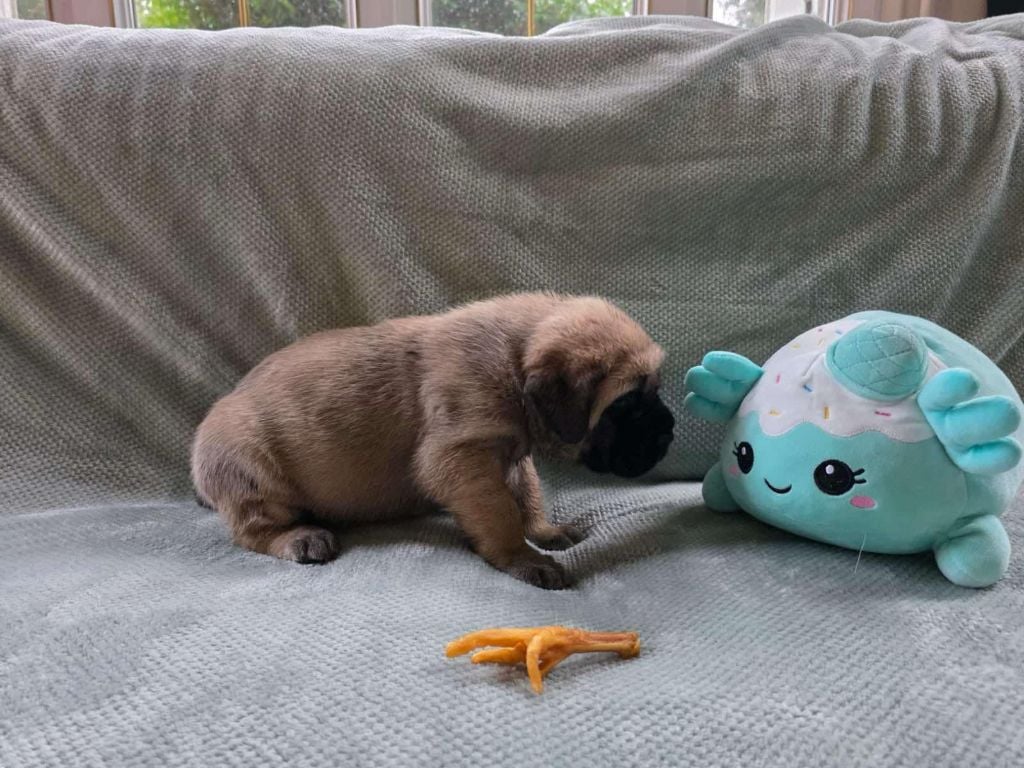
[
  {"left": 850, "top": 496, "right": 877, "bottom": 510},
  {"left": 727, "top": 464, "right": 741, "bottom": 477}
]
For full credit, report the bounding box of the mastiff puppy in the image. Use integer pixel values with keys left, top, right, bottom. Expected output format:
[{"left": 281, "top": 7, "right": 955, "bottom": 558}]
[{"left": 192, "top": 293, "right": 674, "bottom": 588}]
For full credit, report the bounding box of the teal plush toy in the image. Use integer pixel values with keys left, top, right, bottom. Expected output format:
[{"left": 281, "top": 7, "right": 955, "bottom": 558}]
[{"left": 684, "top": 311, "right": 1024, "bottom": 588}]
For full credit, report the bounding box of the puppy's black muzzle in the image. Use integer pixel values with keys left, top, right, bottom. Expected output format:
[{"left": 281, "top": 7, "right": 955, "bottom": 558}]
[{"left": 581, "top": 390, "right": 675, "bottom": 478}]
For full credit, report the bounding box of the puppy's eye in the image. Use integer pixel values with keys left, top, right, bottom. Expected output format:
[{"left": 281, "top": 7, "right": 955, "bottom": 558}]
[
  {"left": 813, "top": 460, "right": 865, "bottom": 496},
  {"left": 732, "top": 441, "right": 754, "bottom": 474}
]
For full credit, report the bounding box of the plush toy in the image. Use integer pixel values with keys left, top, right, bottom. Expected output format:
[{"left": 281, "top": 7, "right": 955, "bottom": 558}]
[{"left": 684, "top": 311, "right": 1024, "bottom": 588}]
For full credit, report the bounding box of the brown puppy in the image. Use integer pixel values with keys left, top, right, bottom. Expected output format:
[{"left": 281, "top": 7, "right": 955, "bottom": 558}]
[{"left": 191, "top": 293, "right": 674, "bottom": 589}]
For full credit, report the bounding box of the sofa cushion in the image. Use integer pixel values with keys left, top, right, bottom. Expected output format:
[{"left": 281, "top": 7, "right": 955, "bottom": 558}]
[{"left": 2, "top": 477, "right": 1023, "bottom": 766}]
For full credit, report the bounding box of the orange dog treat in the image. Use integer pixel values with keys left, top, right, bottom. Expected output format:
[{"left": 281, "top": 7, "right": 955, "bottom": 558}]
[{"left": 446, "top": 626, "right": 640, "bottom": 694}]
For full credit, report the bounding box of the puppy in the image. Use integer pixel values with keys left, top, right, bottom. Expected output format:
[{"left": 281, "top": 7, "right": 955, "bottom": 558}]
[{"left": 191, "top": 293, "right": 674, "bottom": 589}]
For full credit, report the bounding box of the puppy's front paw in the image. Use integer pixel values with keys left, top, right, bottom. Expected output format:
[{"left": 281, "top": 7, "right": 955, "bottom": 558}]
[
  {"left": 505, "top": 553, "right": 571, "bottom": 590},
  {"left": 275, "top": 526, "right": 339, "bottom": 564},
  {"left": 529, "top": 524, "right": 586, "bottom": 551}
]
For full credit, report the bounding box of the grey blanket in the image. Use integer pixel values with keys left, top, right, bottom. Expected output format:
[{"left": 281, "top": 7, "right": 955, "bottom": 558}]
[{"left": 2, "top": 14, "right": 1024, "bottom": 768}]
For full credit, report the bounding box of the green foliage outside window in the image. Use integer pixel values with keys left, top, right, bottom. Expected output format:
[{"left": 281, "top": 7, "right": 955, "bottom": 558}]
[
  {"left": 535, "top": 0, "right": 631, "bottom": 34},
  {"left": 133, "top": 0, "right": 634, "bottom": 35},
  {"left": 134, "top": 1, "right": 346, "bottom": 30},
  {"left": 432, "top": 0, "right": 634, "bottom": 36},
  {"left": 16, "top": 0, "right": 49, "bottom": 20}
]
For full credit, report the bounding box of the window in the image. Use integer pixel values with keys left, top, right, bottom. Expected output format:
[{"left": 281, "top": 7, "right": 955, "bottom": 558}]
[
  {"left": 2, "top": 0, "right": 976, "bottom": 30},
  {"left": 711, "top": 0, "right": 829, "bottom": 28},
  {"left": 15, "top": 0, "right": 48, "bottom": 19},
  {"left": 426, "top": 0, "right": 637, "bottom": 37},
  {"left": 131, "top": 1, "right": 350, "bottom": 30}
]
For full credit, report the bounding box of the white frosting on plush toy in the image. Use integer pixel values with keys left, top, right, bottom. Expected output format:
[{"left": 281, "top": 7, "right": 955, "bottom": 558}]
[{"left": 738, "top": 319, "right": 945, "bottom": 443}]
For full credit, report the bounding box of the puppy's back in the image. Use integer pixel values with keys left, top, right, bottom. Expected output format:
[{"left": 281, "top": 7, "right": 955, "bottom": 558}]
[{"left": 194, "top": 317, "right": 431, "bottom": 516}]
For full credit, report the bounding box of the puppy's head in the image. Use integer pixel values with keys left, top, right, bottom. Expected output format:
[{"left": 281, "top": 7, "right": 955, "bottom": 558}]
[{"left": 523, "top": 298, "right": 674, "bottom": 478}]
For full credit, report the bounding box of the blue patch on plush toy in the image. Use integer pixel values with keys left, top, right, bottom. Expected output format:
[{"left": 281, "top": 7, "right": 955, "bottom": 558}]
[{"left": 684, "top": 311, "right": 1024, "bottom": 588}]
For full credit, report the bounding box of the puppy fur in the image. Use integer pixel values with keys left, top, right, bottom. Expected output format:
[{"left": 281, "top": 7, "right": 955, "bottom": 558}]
[{"left": 191, "top": 293, "right": 673, "bottom": 589}]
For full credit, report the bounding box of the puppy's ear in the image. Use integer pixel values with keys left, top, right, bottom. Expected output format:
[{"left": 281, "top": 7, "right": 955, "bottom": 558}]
[{"left": 525, "top": 369, "right": 598, "bottom": 444}]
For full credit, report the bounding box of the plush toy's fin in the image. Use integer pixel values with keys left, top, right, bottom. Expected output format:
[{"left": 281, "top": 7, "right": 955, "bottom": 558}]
[
  {"left": 919, "top": 368, "right": 1023, "bottom": 475},
  {"left": 827, "top": 319, "right": 929, "bottom": 401},
  {"left": 683, "top": 351, "right": 762, "bottom": 424},
  {"left": 702, "top": 461, "right": 740, "bottom": 512},
  {"left": 934, "top": 514, "right": 1010, "bottom": 588}
]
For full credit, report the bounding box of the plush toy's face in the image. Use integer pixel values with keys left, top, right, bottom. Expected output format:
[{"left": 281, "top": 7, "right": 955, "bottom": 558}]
[{"left": 721, "top": 413, "right": 967, "bottom": 554}]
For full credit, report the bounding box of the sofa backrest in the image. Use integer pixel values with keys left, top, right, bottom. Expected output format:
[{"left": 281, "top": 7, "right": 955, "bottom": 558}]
[{"left": 2, "top": 15, "right": 1023, "bottom": 512}]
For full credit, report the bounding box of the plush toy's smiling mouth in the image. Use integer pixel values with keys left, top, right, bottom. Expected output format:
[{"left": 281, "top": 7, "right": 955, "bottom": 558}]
[{"left": 764, "top": 479, "right": 792, "bottom": 494}]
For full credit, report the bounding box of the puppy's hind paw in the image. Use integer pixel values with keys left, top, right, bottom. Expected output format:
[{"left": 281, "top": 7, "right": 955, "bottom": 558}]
[
  {"left": 505, "top": 553, "right": 571, "bottom": 590},
  {"left": 528, "top": 524, "right": 586, "bottom": 551},
  {"left": 274, "top": 526, "right": 340, "bottom": 564}
]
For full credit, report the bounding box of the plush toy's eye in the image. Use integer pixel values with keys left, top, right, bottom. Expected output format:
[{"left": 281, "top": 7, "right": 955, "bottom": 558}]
[
  {"left": 813, "top": 460, "right": 865, "bottom": 496},
  {"left": 732, "top": 441, "right": 754, "bottom": 474}
]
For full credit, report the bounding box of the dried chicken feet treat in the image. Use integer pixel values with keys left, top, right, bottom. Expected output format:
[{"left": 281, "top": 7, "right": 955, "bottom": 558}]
[{"left": 446, "top": 626, "right": 640, "bottom": 693}]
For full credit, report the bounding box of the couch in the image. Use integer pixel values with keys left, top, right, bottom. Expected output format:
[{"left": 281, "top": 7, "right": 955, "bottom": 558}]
[{"left": 2, "top": 13, "right": 1023, "bottom": 767}]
